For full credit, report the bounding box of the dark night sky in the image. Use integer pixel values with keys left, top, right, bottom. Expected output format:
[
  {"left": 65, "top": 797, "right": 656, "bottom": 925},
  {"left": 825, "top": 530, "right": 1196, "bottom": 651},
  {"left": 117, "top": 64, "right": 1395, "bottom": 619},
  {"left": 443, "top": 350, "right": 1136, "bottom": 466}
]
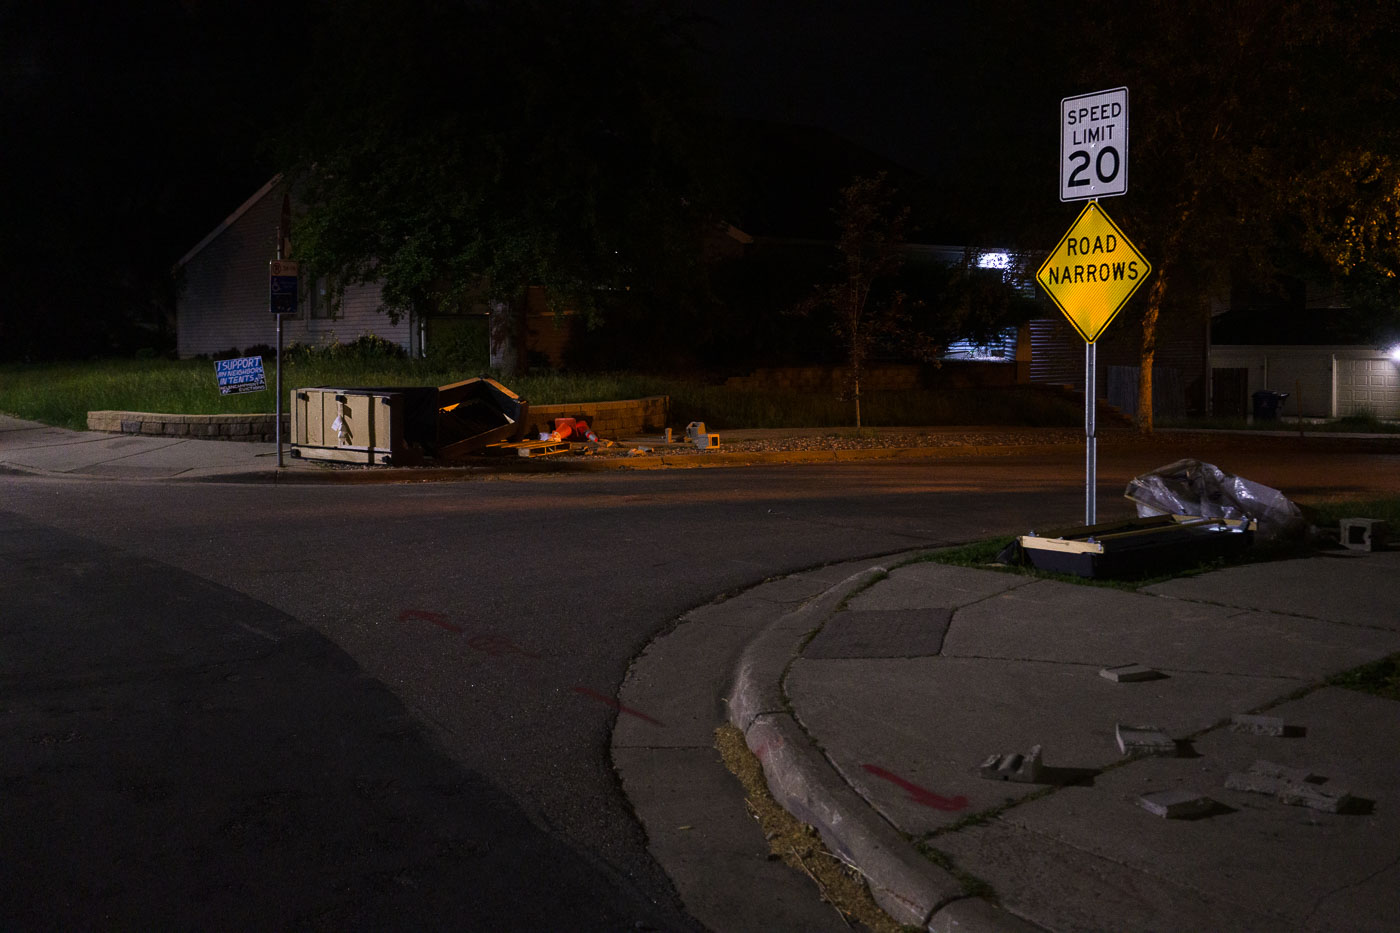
[{"left": 1, "top": 0, "right": 1065, "bottom": 355}]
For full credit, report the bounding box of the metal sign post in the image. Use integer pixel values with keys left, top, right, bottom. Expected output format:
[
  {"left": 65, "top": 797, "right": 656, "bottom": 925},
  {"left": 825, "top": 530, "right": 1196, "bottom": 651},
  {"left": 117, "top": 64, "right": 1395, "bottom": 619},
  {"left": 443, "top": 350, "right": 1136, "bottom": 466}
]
[
  {"left": 1036, "top": 199, "right": 1150, "bottom": 526},
  {"left": 1085, "top": 341, "right": 1097, "bottom": 524},
  {"left": 269, "top": 258, "right": 299, "bottom": 469}
]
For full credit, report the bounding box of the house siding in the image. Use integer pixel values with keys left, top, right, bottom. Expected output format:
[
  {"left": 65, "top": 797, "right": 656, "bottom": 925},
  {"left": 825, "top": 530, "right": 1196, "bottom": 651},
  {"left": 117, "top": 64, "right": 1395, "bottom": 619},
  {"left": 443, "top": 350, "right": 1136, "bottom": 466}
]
[
  {"left": 1210, "top": 345, "right": 1400, "bottom": 419},
  {"left": 176, "top": 180, "right": 415, "bottom": 359},
  {"left": 1028, "top": 311, "right": 1208, "bottom": 415}
]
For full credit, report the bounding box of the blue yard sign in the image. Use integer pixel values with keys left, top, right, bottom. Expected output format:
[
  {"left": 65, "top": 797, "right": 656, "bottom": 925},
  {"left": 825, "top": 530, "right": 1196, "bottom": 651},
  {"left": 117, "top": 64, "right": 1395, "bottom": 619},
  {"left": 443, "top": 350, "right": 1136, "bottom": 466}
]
[
  {"left": 269, "top": 260, "right": 299, "bottom": 315},
  {"left": 215, "top": 356, "right": 267, "bottom": 395}
]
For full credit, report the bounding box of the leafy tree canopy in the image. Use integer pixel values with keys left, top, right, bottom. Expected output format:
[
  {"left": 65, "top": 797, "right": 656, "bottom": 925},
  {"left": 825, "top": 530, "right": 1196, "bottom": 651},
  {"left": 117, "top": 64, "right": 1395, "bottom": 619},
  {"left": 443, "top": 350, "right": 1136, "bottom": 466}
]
[
  {"left": 283, "top": 0, "right": 724, "bottom": 372},
  {"left": 1002, "top": 0, "right": 1400, "bottom": 427}
]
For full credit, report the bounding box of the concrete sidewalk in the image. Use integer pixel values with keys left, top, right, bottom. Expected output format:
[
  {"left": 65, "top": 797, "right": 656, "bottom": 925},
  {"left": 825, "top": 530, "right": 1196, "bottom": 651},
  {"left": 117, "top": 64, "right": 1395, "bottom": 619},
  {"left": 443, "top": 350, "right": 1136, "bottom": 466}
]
[
  {"left": 700, "top": 549, "right": 1400, "bottom": 931},
  {"left": 617, "top": 546, "right": 1400, "bottom": 932}
]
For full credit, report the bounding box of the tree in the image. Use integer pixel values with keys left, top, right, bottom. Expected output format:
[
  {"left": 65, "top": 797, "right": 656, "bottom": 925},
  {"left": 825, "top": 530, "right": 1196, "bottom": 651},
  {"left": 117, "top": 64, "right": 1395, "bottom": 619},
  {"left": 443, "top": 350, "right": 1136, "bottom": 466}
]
[
  {"left": 1052, "top": 0, "right": 1400, "bottom": 431},
  {"left": 796, "top": 174, "right": 932, "bottom": 429},
  {"left": 284, "top": 0, "right": 722, "bottom": 375}
]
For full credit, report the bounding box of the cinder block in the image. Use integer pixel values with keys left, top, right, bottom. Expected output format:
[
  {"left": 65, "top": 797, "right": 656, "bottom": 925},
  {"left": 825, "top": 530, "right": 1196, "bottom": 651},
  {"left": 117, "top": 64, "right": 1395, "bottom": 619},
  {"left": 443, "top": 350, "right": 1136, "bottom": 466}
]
[
  {"left": 1340, "top": 518, "right": 1389, "bottom": 551},
  {"left": 1138, "top": 789, "right": 1215, "bottom": 818},
  {"left": 694, "top": 433, "right": 720, "bottom": 449},
  {"left": 1230, "top": 714, "right": 1286, "bottom": 736},
  {"left": 685, "top": 421, "right": 706, "bottom": 439},
  {"left": 1116, "top": 724, "right": 1176, "bottom": 757},
  {"left": 978, "top": 745, "right": 1044, "bottom": 783},
  {"left": 1100, "top": 663, "right": 1166, "bottom": 683}
]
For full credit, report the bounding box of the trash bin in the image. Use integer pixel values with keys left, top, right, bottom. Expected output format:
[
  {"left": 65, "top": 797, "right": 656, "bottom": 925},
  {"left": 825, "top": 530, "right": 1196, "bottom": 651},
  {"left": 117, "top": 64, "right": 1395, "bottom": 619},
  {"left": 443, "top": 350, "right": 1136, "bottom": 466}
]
[{"left": 1251, "top": 390, "right": 1289, "bottom": 421}]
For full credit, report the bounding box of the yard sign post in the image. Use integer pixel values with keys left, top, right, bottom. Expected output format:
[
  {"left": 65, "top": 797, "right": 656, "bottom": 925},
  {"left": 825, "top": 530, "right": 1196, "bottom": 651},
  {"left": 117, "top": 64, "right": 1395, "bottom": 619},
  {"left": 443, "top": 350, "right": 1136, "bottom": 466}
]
[{"left": 1042, "top": 87, "right": 1144, "bottom": 524}]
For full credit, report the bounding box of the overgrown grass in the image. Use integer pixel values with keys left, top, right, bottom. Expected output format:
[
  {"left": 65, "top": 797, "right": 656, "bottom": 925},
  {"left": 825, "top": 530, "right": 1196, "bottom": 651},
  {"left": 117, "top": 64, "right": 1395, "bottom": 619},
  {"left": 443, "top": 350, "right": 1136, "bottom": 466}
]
[
  {"left": 0, "top": 358, "right": 1085, "bottom": 432},
  {"left": 1328, "top": 653, "right": 1400, "bottom": 701}
]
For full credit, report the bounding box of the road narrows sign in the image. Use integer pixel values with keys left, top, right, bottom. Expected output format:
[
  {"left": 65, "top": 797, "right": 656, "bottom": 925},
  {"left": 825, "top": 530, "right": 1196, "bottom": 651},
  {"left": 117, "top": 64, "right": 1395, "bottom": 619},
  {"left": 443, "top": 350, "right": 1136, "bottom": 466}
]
[{"left": 1036, "top": 201, "right": 1151, "bottom": 343}]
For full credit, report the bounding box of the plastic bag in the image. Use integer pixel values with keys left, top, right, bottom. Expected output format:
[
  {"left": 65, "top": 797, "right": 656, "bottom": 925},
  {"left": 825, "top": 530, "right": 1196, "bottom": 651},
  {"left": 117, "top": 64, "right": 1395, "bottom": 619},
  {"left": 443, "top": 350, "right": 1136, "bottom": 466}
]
[{"left": 1124, "top": 459, "right": 1306, "bottom": 541}]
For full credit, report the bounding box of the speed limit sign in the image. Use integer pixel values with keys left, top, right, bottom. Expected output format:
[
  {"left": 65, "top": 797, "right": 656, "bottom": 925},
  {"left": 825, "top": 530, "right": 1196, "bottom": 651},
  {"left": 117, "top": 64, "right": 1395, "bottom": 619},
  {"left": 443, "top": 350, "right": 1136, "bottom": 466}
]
[{"left": 1060, "top": 87, "right": 1127, "bottom": 201}]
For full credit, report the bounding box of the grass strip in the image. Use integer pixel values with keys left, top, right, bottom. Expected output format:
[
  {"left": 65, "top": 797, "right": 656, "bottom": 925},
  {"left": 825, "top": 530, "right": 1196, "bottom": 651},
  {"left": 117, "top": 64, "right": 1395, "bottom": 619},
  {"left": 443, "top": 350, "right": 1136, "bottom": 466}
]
[
  {"left": 1327, "top": 653, "right": 1400, "bottom": 701},
  {"left": 1, "top": 358, "right": 1085, "bottom": 432},
  {"left": 713, "top": 724, "right": 913, "bottom": 933}
]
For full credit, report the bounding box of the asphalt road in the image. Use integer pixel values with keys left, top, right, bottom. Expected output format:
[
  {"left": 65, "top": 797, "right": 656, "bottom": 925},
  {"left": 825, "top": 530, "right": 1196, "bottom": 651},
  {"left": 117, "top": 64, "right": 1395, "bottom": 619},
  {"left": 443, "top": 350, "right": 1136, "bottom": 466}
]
[{"left": 4, "top": 441, "right": 1397, "bottom": 929}]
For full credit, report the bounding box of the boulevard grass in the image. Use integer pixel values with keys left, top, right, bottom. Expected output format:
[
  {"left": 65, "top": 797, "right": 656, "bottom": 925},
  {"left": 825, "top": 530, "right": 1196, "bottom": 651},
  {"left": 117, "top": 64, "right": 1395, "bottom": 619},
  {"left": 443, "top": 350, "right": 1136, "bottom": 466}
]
[
  {"left": 0, "top": 358, "right": 1083, "bottom": 432},
  {"left": 925, "top": 494, "right": 1400, "bottom": 590}
]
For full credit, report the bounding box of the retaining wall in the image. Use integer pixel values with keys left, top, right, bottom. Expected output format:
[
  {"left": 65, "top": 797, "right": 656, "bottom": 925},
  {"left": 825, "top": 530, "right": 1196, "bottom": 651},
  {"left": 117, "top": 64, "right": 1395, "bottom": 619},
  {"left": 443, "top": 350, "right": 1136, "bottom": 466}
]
[{"left": 87, "top": 394, "right": 670, "bottom": 445}]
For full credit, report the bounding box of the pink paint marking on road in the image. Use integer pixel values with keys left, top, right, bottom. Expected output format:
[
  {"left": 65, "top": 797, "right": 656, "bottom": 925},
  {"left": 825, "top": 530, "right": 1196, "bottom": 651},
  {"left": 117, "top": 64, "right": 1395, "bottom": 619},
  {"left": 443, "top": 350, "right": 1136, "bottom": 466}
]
[
  {"left": 572, "top": 686, "right": 665, "bottom": 726},
  {"left": 466, "top": 633, "right": 541, "bottom": 658},
  {"left": 753, "top": 736, "right": 785, "bottom": 760},
  {"left": 861, "top": 764, "right": 969, "bottom": 811},
  {"left": 396, "top": 609, "right": 464, "bottom": 634}
]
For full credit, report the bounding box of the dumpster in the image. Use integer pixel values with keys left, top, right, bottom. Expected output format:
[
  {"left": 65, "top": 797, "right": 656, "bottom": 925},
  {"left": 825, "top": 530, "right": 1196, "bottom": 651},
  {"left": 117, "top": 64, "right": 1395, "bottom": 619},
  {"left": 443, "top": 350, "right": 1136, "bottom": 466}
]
[
  {"left": 435, "top": 377, "right": 529, "bottom": 459},
  {"left": 1252, "top": 390, "right": 1289, "bottom": 420},
  {"left": 290, "top": 377, "right": 528, "bottom": 465},
  {"left": 290, "top": 386, "right": 439, "bottom": 465}
]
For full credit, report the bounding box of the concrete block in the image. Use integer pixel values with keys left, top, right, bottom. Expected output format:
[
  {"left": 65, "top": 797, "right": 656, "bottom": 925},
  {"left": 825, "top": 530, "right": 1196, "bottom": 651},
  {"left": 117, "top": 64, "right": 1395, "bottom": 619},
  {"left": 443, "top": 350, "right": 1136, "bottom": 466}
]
[
  {"left": 1230, "top": 714, "right": 1286, "bottom": 736},
  {"left": 979, "top": 745, "right": 1044, "bottom": 783},
  {"left": 1278, "top": 781, "right": 1354, "bottom": 813},
  {"left": 1100, "top": 663, "right": 1166, "bottom": 683},
  {"left": 1138, "top": 789, "right": 1216, "bottom": 818},
  {"left": 685, "top": 421, "right": 706, "bottom": 439},
  {"left": 1115, "top": 724, "right": 1176, "bottom": 757},
  {"left": 694, "top": 433, "right": 720, "bottom": 449},
  {"left": 1340, "top": 518, "right": 1389, "bottom": 552}
]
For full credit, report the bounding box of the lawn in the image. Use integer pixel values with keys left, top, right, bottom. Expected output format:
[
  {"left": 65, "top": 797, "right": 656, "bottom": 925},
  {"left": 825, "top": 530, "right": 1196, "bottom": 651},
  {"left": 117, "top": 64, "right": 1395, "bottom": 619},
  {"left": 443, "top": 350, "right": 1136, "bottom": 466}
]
[{"left": 0, "top": 357, "right": 1086, "bottom": 432}]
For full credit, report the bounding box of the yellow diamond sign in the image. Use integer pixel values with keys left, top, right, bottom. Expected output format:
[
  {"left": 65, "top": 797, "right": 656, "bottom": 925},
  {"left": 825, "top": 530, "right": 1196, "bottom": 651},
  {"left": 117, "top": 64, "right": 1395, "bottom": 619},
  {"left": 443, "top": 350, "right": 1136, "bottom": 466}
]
[{"left": 1036, "top": 200, "right": 1151, "bottom": 343}]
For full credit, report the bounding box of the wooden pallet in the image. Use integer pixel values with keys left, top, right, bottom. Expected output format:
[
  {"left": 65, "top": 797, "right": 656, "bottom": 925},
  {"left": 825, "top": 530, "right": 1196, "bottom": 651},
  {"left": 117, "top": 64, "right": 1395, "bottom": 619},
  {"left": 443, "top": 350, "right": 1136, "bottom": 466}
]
[{"left": 483, "top": 439, "right": 571, "bottom": 458}]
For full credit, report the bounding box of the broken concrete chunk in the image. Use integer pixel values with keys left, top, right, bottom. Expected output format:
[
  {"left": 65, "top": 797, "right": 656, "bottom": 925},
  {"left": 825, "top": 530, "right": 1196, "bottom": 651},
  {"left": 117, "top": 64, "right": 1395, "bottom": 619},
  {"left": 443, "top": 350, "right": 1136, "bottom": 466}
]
[
  {"left": 1277, "top": 781, "right": 1354, "bottom": 813},
  {"left": 1225, "top": 771, "right": 1287, "bottom": 796},
  {"left": 1100, "top": 663, "right": 1166, "bottom": 683},
  {"left": 978, "top": 745, "right": 1044, "bottom": 783},
  {"left": 1226, "top": 761, "right": 1351, "bottom": 812},
  {"left": 1246, "top": 760, "right": 1319, "bottom": 784},
  {"left": 1116, "top": 724, "right": 1177, "bottom": 757},
  {"left": 1231, "top": 714, "right": 1286, "bottom": 736},
  {"left": 1138, "top": 789, "right": 1216, "bottom": 818}
]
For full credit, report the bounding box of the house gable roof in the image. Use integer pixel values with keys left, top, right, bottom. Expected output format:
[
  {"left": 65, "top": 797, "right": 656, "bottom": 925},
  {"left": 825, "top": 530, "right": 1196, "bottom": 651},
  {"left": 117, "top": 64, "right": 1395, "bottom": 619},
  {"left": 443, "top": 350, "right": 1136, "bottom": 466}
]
[{"left": 177, "top": 174, "right": 284, "bottom": 267}]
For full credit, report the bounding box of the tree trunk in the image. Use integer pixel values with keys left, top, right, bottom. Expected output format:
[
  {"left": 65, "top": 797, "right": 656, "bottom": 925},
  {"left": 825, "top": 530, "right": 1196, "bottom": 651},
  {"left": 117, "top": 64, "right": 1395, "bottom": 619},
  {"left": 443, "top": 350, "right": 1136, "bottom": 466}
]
[
  {"left": 488, "top": 297, "right": 526, "bottom": 377},
  {"left": 1137, "top": 270, "right": 1167, "bottom": 433},
  {"left": 853, "top": 373, "right": 862, "bottom": 430}
]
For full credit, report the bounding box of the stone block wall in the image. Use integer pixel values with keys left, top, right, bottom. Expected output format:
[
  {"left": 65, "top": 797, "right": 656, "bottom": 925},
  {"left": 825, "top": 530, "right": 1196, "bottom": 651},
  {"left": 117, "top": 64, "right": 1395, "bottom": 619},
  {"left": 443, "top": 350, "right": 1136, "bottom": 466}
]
[
  {"left": 724, "top": 365, "right": 922, "bottom": 393},
  {"left": 88, "top": 395, "right": 670, "bottom": 445},
  {"left": 88, "top": 411, "right": 288, "bottom": 442},
  {"left": 526, "top": 396, "right": 669, "bottom": 439}
]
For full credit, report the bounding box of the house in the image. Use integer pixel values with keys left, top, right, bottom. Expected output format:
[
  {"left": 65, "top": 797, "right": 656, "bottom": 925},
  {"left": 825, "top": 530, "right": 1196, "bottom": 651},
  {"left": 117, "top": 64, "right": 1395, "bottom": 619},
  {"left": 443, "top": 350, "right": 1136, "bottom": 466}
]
[
  {"left": 1208, "top": 281, "right": 1400, "bottom": 420},
  {"left": 175, "top": 176, "right": 421, "bottom": 359}
]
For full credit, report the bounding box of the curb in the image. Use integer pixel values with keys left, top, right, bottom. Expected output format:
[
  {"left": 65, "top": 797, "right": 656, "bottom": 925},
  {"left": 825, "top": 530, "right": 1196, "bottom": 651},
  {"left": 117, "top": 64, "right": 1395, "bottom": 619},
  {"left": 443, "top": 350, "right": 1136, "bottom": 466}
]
[{"left": 726, "top": 566, "right": 1043, "bottom": 932}]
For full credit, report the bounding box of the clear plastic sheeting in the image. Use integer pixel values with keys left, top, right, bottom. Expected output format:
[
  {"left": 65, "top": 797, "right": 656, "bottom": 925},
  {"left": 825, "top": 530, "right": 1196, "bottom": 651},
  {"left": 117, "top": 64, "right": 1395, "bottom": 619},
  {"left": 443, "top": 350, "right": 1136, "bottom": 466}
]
[{"left": 1125, "top": 459, "right": 1307, "bottom": 541}]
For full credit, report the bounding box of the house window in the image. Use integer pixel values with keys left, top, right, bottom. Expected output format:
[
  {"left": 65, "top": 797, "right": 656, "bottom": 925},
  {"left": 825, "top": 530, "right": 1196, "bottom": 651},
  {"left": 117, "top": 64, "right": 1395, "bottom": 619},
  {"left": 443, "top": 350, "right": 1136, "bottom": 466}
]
[
  {"left": 302, "top": 273, "right": 337, "bottom": 319},
  {"left": 943, "top": 328, "right": 1019, "bottom": 361}
]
